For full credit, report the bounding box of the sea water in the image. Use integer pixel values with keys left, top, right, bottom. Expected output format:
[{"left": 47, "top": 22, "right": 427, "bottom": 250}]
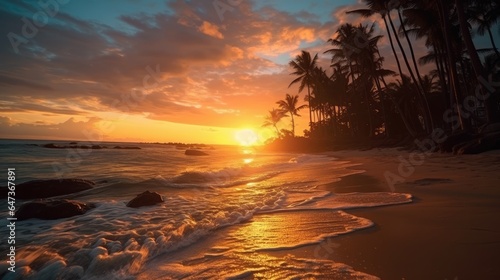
[{"left": 0, "top": 139, "right": 411, "bottom": 279}]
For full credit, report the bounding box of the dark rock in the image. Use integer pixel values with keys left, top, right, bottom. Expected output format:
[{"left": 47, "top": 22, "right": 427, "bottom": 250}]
[
  {"left": 91, "top": 145, "right": 104, "bottom": 149},
  {"left": 113, "top": 146, "right": 141, "bottom": 149},
  {"left": 69, "top": 142, "right": 78, "bottom": 145},
  {"left": 458, "top": 132, "right": 500, "bottom": 154},
  {"left": 439, "top": 131, "right": 474, "bottom": 153},
  {"left": 126, "top": 191, "right": 163, "bottom": 208},
  {"left": 4, "top": 179, "right": 95, "bottom": 199},
  {"left": 185, "top": 149, "right": 209, "bottom": 156},
  {"left": 15, "top": 199, "right": 94, "bottom": 220},
  {"left": 42, "top": 143, "right": 65, "bottom": 149},
  {"left": 481, "top": 122, "right": 500, "bottom": 134},
  {"left": 455, "top": 140, "right": 480, "bottom": 155}
]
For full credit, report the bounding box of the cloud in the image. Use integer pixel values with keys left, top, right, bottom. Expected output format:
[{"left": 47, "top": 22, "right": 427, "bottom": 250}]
[
  {"left": 0, "top": 116, "right": 102, "bottom": 140},
  {"left": 3, "top": 0, "right": 400, "bottom": 138},
  {"left": 198, "top": 21, "right": 224, "bottom": 39}
]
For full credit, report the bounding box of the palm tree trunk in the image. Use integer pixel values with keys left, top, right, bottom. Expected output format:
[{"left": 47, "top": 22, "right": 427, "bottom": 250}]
[
  {"left": 398, "top": 9, "right": 434, "bottom": 131},
  {"left": 307, "top": 85, "right": 313, "bottom": 130},
  {"left": 291, "top": 113, "right": 295, "bottom": 137},
  {"left": 438, "top": 0, "right": 465, "bottom": 130},
  {"left": 486, "top": 26, "right": 500, "bottom": 57},
  {"left": 273, "top": 125, "right": 280, "bottom": 138},
  {"left": 382, "top": 15, "right": 406, "bottom": 81},
  {"left": 379, "top": 73, "right": 416, "bottom": 138},
  {"left": 387, "top": 10, "right": 429, "bottom": 134}
]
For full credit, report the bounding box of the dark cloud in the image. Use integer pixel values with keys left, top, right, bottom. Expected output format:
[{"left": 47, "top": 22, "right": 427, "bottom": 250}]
[{"left": 0, "top": 0, "right": 341, "bottom": 134}]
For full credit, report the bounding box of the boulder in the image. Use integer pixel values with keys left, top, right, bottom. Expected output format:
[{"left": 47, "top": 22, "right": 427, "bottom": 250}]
[
  {"left": 126, "top": 191, "right": 163, "bottom": 208},
  {"left": 480, "top": 122, "right": 500, "bottom": 134},
  {"left": 42, "top": 143, "right": 64, "bottom": 149},
  {"left": 15, "top": 199, "right": 95, "bottom": 220},
  {"left": 438, "top": 131, "right": 474, "bottom": 153},
  {"left": 4, "top": 179, "right": 95, "bottom": 199},
  {"left": 185, "top": 149, "right": 209, "bottom": 156},
  {"left": 457, "top": 132, "right": 500, "bottom": 154}
]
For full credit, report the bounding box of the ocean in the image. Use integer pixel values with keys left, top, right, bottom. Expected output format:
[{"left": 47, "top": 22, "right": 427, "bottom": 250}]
[{"left": 0, "top": 139, "right": 411, "bottom": 280}]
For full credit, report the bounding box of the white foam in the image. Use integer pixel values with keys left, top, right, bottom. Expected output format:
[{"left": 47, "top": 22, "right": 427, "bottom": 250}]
[{"left": 0, "top": 151, "right": 410, "bottom": 279}]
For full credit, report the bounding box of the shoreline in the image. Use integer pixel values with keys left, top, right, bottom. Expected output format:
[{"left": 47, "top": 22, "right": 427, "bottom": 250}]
[{"left": 271, "top": 148, "right": 500, "bottom": 279}]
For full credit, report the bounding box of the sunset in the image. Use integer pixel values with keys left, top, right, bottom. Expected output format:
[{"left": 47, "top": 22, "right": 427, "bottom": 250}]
[
  {"left": 1, "top": 0, "right": 500, "bottom": 279},
  {"left": 1, "top": 0, "right": 352, "bottom": 145}
]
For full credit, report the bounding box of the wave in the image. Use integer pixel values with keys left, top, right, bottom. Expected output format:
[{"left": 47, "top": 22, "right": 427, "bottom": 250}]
[{"left": 0, "top": 152, "right": 411, "bottom": 280}]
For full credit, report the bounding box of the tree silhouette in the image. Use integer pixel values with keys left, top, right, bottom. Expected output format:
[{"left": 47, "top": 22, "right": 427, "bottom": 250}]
[
  {"left": 262, "top": 108, "right": 288, "bottom": 139},
  {"left": 276, "top": 94, "right": 308, "bottom": 137},
  {"left": 289, "top": 51, "right": 318, "bottom": 129}
]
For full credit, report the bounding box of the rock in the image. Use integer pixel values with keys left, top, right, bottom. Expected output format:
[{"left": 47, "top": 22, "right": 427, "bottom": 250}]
[
  {"left": 113, "top": 146, "right": 141, "bottom": 149},
  {"left": 185, "top": 149, "right": 209, "bottom": 156},
  {"left": 455, "top": 132, "right": 500, "bottom": 154},
  {"left": 42, "top": 143, "right": 64, "bottom": 149},
  {"left": 15, "top": 199, "right": 94, "bottom": 220},
  {"left": 126, "top": 191, "right": 163, "bottom": 208},
  {"left": 41, "top": 143, "right": 110, "bottom": 150},
  {"left": 5, "top": 179, "right": 95, "bottom": 199},
  {"left": 481, "top": 122, "right": 500, "bottom": 134},
  {"left": 455, "top": 140, "right": 480, "bottom": 155},
  {"left": 439, "top": 131, "right": 474, "bottom": 153}
]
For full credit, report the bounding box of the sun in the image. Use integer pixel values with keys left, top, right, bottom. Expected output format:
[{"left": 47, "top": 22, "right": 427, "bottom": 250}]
[{"left": 234, "top": 129, "right": 259, "bottom": 146}]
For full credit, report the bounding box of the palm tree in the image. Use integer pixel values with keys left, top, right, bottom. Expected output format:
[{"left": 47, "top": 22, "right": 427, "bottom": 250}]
[
  {"left": 347, "top": 1, "right": 405, "bottom": 82},
  {"left": 455, "top": 0, "right": 484, "bottom": 79},
  {"left": 262, "top": 108, "right": 288, "bottom": 138},
  {"left": 276, "top": 94, "right": 308, "bottom": 137},
  {"left": 347, "top": 1, "right": 434, "bottom": 133},
  {"left": 289, "top": 51, "right": 318, "bottom": 129},
  {"left": 468, "top": 1, "right": 500, "bottom": 57},
  {"left": 326, "top": 23, "right": 394, "bottom": 138}
]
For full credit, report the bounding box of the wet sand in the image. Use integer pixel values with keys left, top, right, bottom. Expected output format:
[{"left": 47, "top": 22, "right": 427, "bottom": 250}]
[{"left": 279, "top": 149, "right": 500, "bottom": 279}]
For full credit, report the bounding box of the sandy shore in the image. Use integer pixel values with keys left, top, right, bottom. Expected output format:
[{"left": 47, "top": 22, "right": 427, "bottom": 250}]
[{"left": 279, "top": 148, "right": 500, "bottom": 280}]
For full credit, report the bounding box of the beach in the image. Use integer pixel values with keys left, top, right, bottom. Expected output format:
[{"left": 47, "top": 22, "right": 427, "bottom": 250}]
[
  {"left": 276, "top": 148, "right": 500, "bottom": 280},
  {"left": 1, "top": 141, "right": 500, "bottom": 279}
]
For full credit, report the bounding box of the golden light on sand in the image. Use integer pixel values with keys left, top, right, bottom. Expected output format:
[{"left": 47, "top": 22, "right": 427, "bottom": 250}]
[{"left": 234, "top": 129, "right": 259, "bottom": 146}]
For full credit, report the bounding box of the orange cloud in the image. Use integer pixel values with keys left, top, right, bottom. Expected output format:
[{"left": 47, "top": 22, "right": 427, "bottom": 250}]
[{"left": 199, "top": 21, "right": 224, "bottom": 39}]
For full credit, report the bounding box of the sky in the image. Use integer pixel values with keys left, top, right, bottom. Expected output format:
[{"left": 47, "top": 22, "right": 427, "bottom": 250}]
[{"left": 1, "top": 0, "right": 498, "bottom": 145}]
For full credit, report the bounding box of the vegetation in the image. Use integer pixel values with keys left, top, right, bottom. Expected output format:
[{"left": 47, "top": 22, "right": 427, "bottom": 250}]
[{"left": 264, "top": 0, "right": 500, "bottom": 153}]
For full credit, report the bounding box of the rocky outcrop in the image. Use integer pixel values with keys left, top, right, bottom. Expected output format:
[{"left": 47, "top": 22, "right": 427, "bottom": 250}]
[
  {"left": 126, "top": 191, "right": 163, "bottom": 208},
  {"left": 15, "top": 199, "right": 95, "bottom": 220},
  {"left": 40, "top": 143, "right": 140, "bottom": 150},
  {"left": 437, "top": 123, "right": 500, "bottom": 155},
  {"left": 455, "top": 132, "right": 500, "bottom": 154},
  {"left": 185, "top": 149, "right": 209, "bottom": 156},
  {"left": 439, "top": 131, "right": 474, "bottom": 153},
  {"left": 113, "top": 146, "right": 141, "bottom": 149},
  {"left": 42, "top": 143, "right": 65, "bottom": 149},
  {"left": 6, "top": 179, "right": 95, "bottom": 199}
]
